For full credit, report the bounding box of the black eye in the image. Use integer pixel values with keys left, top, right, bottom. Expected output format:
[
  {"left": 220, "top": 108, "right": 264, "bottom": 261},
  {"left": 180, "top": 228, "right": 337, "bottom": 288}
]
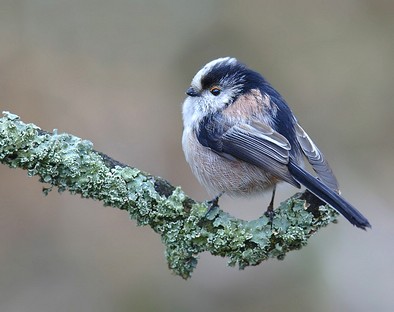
[{"left": 210, "top": 86, "right": 221, "bottom": 96}]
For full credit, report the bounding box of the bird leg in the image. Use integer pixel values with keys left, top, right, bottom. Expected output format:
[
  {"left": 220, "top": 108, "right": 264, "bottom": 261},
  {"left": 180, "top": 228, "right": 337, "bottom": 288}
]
[
  {"left": 205, "top": 192, "right": 224, "bottom": 216},
  {"left": 264, "top": 185, "right": 276, "bottom": 223}
]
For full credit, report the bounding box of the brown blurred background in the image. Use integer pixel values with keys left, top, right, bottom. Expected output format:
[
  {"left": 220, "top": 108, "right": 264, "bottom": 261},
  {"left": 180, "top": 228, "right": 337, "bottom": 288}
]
[{"left": 0, "top": 1, "right": 393, "bottom": 311}]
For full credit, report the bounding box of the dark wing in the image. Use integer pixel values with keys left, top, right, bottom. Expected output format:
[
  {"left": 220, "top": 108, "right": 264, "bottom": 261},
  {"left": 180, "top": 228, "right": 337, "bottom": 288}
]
[
  {"left": 197, "top": 115, "right": 300, "bottom": 188},
  {"left": 295, "top": 123, "right": 339, "bottom": 192}
]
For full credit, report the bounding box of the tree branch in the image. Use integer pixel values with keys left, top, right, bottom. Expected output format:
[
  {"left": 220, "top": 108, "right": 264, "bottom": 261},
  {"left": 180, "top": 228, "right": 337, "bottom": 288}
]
[{"left": 0, "top": 111, "right": 338, "bottom": 279}]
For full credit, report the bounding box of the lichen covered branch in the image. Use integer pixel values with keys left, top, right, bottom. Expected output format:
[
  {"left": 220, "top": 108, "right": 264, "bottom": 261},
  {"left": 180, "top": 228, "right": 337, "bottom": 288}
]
[{"left": 0, "top": 112, "right": 338, "bottom": 279}]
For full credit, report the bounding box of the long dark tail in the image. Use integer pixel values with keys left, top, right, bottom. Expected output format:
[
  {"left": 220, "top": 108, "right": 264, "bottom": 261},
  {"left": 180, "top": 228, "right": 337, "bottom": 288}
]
[{"left": 288, "top": 161, "right": 371, "bottom": 230}]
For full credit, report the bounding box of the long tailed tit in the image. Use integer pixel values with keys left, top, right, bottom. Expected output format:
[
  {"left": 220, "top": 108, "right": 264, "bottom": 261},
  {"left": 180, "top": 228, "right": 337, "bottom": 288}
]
[{"left": 182, "top": 57, "right": 370, "bottom": 230}]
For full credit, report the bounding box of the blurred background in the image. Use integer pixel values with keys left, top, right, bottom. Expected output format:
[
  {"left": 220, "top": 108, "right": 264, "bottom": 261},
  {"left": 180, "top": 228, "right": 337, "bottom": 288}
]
[{"left": 0, "top": 0, "right": 393, "bottom": 311}]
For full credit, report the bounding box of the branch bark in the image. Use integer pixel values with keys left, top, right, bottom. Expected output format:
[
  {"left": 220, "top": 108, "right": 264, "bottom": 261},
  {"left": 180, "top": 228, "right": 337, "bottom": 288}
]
[{"left": 0, "top": 111, "right": 338, "bottom": 279}]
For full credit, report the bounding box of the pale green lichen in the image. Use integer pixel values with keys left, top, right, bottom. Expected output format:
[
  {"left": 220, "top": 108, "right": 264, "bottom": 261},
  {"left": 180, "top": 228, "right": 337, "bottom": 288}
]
[{"left": 0, "top": 111, "right": 338, "bottom": 279}]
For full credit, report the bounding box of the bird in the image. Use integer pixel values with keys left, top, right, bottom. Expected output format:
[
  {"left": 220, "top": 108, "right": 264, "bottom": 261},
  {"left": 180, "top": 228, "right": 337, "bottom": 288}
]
[{"left": 181, "top": 57, "right": 370, "bottom": 230}]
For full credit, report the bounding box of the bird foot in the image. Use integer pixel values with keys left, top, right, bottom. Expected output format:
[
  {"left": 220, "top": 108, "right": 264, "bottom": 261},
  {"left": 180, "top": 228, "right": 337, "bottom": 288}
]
[
  {"left": 205, "top": 193, "right": 223, "bottom": 218},
  {"left": 264, "top": 204, "right": 276, "bottom": 227}
]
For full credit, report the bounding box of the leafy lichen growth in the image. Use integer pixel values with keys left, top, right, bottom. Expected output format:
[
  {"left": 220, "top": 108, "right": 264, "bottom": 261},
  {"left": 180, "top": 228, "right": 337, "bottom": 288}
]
[{"left": 0, "top": 111, "right": 338, "bottom": 279}]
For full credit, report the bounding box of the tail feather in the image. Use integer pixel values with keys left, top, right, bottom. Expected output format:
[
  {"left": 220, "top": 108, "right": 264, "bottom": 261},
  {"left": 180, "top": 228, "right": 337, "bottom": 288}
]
[{"left": 288, "top": 161, "right": 371, "bottom": 230}]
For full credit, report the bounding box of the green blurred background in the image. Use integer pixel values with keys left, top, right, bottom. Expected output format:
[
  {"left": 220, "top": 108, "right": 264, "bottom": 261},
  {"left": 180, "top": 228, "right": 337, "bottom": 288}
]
[{"left": 0, "top": 0, "right": 393, "bottom": 311}]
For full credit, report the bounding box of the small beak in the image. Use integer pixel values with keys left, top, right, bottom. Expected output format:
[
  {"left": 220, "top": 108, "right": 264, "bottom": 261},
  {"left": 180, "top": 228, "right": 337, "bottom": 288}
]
[{"left": 186, "top": 87, "right": 199, "bottom": 97}]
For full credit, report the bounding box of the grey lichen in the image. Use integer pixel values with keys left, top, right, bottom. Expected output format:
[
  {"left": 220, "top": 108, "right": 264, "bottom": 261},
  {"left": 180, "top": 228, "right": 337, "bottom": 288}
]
[{"left": 0, "top": 112, "right": 338, "bottom": 279}]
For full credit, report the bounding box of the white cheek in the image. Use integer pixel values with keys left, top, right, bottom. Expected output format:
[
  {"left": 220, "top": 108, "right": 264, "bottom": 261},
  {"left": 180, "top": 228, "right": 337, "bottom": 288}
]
[
  {"left": 218, "top": 93, "right": 232, "bottom": 106},
  {"left": 182, "top": 97, "right": 205, "bottom": 129},
  {"left": 214, "top": 88, "right": 238, "bottom": 109},
  {"left": 182, "top": 91, "right": 233, "bottom": 130},
  {"left": 182, "top": 97, "right": 195, "bottom": 128}
]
